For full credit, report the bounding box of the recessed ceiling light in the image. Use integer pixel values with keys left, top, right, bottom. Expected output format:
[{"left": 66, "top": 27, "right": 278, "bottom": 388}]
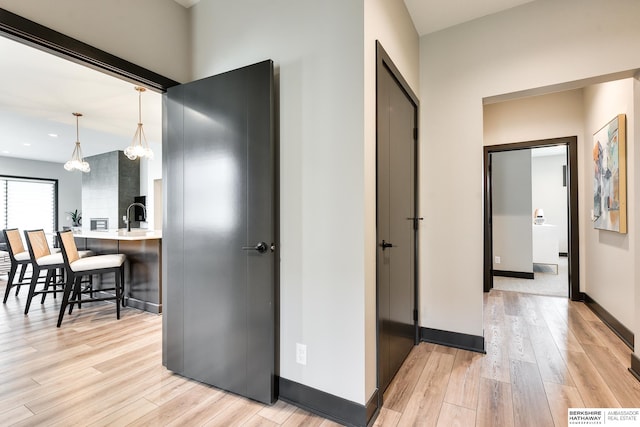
[
  {"left": 23, "top": 143, "right": 31, "bottom": 147},
  {"left": 1, "top": 150, "right": 9, "bottom": 154},
  {"left": 48, "top": 133, "right": 58, "bottom": 138}
]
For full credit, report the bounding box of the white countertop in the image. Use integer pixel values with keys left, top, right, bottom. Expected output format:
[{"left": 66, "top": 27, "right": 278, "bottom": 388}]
[{"left": 73, "top": 229, "right": 162, "bottom": 241}]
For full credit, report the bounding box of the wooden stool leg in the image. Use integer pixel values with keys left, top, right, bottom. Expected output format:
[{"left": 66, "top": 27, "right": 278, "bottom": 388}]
[
  {"left": 115, "top": 268, "right": 121, "bottom": 320},
  {"left": 18, "top": 263, "right": 27, "bottom": 282},
  {"left": 41, "top": 270, "right": 55, "bottom": 304},
  {"left": 3, "top": 264, "right": 17, "bottom": 303},
  {"left": 16, "top": 264, "right": 27, "bottom": 295},
  {"left": 121, "top": 267, "right": 126, "bottom": 307},
  {"left": 76, "top": 275, "right": 83, "bottom": 309},
  {"left": 53, "top": 268, "right": 63, "bottom": 299},
  {"left": 24, "top": 267, "right": 40, "bottom": 315},
  {"left": 69, "top": 276, "right": 83, "bottom": 314},
  {"left": 57, "top": 274, "right": 75, "bottom": 327}
]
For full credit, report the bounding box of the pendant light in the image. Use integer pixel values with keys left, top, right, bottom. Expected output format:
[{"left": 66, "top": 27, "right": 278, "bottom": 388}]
[
  {"left": 64, "top": 113, "right": 91, "bottom": 173},
  {"left": 124, "top": 86, "right": 154, "bottom": 160}
]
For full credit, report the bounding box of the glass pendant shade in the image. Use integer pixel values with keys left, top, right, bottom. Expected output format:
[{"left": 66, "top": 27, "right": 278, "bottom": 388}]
[
  {"left": 64, "top": 113, "right": 90, "bottom": 173},
  {"left": 125, "top": 86, "right": 154, "bottom": 160}
]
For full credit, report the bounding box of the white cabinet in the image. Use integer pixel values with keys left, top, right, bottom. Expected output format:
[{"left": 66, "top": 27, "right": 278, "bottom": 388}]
[{"left": 532, "top": 224, "right": 559, "bottom": 266}]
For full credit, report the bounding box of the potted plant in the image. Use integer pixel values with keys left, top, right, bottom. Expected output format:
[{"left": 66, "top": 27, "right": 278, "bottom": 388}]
[{"left": 68, "top": 209, "right": 82, "bottom": 232}]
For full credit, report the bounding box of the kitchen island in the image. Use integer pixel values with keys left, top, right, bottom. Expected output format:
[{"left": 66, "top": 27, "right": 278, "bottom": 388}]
[{"left": 73, "top": 230, "right": 162, "bottom": 314}]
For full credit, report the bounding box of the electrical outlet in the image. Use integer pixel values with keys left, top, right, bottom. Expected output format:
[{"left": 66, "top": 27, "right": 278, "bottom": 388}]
[
  {"left": 495, "top": 256, "right": 501, "bottom": 264},
  {"left": 296, "top": 343, "right": 307, "bottom": 365}
]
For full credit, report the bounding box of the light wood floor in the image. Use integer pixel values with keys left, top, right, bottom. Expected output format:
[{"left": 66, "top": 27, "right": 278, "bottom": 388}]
[
  {"left": 0, "top": 278, "right": 340, "bottom": 427},
  {"left": 376, "top": 289, "right": 640, "bottom": 427},
  {"left": 1, "top": 278, "right": 639, "bottom": 427}
]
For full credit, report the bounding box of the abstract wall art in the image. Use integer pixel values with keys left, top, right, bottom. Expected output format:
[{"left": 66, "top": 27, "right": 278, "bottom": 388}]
[{"left": 593, "top": 114, "right": 626, "bottom": 233}]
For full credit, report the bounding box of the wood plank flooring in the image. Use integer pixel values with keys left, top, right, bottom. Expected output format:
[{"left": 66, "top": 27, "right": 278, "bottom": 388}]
[
  {"left": 377, "top": 290, "right": 640, "bottom": 427},
  {"left": 1, "top": 277, "right": 638, "bottom": 426},
  {"left": 0, "top": 278, "right": 340, "bottom": 427}
]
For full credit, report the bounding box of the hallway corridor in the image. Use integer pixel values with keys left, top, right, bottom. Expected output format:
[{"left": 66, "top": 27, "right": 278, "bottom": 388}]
[{"left": 376, "top": 290, "right": 640, "bottom": 427}]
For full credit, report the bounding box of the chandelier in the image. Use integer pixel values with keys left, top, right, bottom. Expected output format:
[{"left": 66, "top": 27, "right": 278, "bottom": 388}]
[
  {"left": 124, "top": 86, "right": 154, "bottom": 160},
  {"left": 63, "top": 112, "right": 90, "bottom": 173}
]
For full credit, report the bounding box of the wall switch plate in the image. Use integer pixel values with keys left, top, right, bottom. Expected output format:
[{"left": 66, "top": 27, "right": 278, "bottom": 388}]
[
  {"left": 495, "top": 256, "right": 501, "bottom": 264},
  {"left": 296, "top": 343, "right": 307, "bottom": 365}
]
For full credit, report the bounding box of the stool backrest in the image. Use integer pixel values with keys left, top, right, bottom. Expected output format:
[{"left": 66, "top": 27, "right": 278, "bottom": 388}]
[
  {"left": 4, "top": 229, "right": 25, "bottom": 256},
  {"left": 57, "top": 231, "right": 80, "bottom": 265},
  {"left": 24, "top": 229, "right": 51, "bottom": 261}
]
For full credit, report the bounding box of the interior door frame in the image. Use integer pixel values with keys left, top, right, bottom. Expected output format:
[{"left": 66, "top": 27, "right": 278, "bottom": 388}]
[
  {"left": 375, "top": 40, "right": 420, "bottom": 399},
  {"left": 483, "top": 136, "right": 581, "bottom": 301},
  {"left": 1, "top": 6, "right": 280, "bottom": 403},
  {"left": 0, "top": 8, "right": 177, "bottom": 91}
]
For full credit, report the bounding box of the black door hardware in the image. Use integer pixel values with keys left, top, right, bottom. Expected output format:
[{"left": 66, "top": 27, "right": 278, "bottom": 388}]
[{"left": 242, "top": 242, "right": 269, "bottom": 254}]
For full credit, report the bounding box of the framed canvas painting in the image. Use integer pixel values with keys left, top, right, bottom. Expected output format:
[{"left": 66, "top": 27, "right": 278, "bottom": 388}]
[{"left": 593, "top": 114, "right": 626, "bottom": 233}]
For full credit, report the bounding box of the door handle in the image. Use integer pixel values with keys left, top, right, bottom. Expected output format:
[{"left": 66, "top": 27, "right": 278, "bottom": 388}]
[
  {"left": 242, "top": 242, "right": 268, "bottom": 254},
  {"left": 380, "top": 240, "right": 394, "bottom": 250}
]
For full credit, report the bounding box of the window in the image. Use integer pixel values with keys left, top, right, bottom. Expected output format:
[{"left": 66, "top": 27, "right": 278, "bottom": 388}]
[{"left": 1, "top": 176, "right": 58, "bottom": 246}]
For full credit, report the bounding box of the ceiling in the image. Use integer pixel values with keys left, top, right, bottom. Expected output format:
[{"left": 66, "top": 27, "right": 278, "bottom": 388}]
[
  {"left": 170, "top": 1, "right": 538, "bottom": 35},
  {"left": 0, "top": 1, "right": 534, "bottom": 165},
  {"left": 403, "top": 0, "right": 536, "bottom": 35},
  {"left": 0, "top": 36, "right": 162, "bottom": 164}
]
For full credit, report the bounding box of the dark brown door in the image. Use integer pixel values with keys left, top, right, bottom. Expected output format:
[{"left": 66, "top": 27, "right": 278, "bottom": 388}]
[{"left": 377, "top": 52, "right": 418, "bottom": 392}]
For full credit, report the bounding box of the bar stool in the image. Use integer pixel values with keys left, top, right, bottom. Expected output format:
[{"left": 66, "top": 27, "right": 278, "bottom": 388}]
[
  {"left": 23, "top": 229, "right": 94, "bottom": 315},
  {"left": 56, "top": 230, "right": 126, "bottom": 327},
  {"left": 2, "top": 229, "right": 32, "bottom": 303}
]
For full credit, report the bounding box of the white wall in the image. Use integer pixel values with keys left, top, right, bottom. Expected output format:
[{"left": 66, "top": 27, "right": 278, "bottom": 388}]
[
  {"left": 583, "top": 79, "right": 635, "bottom": 330},
  {"left": 0, "top": 0, "right": 191, "bottom": 83},
  {"left": 0, "top": 156, "right": 82, "bottom": 228},
  {"left": 420, "top": 0, "right": 640, "bottom": 337},
  {"left": 491, "top": 150, "right": 532, "bottom": 272},
  {"left": 1, "top": 0, "right": 420, "bottom": 404},
  {"left": 532, "top": 153, "right": 568, "bottom": 253},
  {"left": 484, "top": 90, "right": 585, "bottom": 148},
  {"left": 363, "top": 0, "right": 418, "bottom": 402},
  {"left": 139, "top": 141, "right": 162, "bottom": 230},
  {"left": 192, "top": 0, "right": 418, "bottom": 405},
  {"left": 191, "top": 0, "right": 366, "bottom": 404}
]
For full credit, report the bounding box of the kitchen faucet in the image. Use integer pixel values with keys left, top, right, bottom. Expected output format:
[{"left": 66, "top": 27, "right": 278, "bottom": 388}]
[{"left": 126, "top": 202, "right": 147, "bottom": 232}]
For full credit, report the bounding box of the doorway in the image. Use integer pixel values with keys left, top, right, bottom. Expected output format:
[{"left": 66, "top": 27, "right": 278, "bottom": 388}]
[
  {"left": 490, "top": 146, "right": 569, "bottom": 297},
  {"left": 376, "top": 41, "right": 420, "bottom": 394},
  {"left": 483, "top": 137, "right": 581, "bottom": 301},
  {"left": 0, "top": 9, "right": 177, "bottom": 92},
  {"left": 0, "top": 10, "right": 278, "bottom": 405},
  {"left": 0, "top": 9, "right": 169, "bottom": 239}
]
